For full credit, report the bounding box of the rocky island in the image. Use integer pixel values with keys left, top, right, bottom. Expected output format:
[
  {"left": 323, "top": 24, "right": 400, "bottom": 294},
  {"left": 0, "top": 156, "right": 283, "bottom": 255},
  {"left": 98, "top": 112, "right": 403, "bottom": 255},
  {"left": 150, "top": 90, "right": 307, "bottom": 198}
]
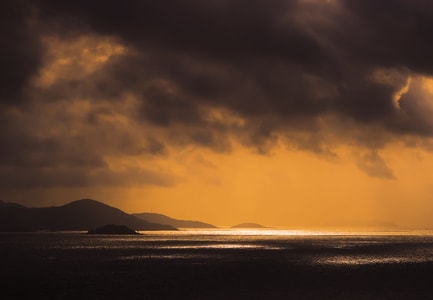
[
  {"left": 88, "top": 224, "right": 140, "bottom": 235},
  {"left": 232, "top": 223, "right": 266, "bottom": 229}
]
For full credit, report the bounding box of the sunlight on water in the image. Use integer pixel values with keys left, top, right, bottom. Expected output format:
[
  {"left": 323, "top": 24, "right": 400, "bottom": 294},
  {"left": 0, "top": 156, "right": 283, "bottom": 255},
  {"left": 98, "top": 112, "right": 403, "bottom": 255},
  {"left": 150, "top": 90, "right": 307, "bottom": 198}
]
[
  {"left": 139, "top": 228, "right": 433, "bottom": 237},
  {"left": 158, "top": 243, "right": 283, "bottom": 250},
  {"left": 3, "top": 229, "right": 433, "bottom": 266},
  {"left": 316, "top": 255, "right": 433, "bottom": 265},
  {"left": 119, "top": 254, "right": 216, "bottom": 260},
  {"left": 4, "top": 232, "right": 433, "bottom": 299}
]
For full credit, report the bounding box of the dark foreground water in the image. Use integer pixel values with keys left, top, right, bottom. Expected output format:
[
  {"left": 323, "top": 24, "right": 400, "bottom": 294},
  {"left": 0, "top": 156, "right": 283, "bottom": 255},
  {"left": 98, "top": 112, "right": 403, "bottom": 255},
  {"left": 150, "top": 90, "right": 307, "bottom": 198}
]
[{"left": 2, "top": 229, "right": 433, "bottom": 299}]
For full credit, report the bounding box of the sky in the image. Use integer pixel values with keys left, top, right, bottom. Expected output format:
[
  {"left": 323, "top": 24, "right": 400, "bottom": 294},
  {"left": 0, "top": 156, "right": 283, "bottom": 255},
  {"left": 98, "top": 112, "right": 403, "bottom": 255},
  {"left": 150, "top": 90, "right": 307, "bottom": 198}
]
[{"left": 2, "top": 0, "right": 433, "bottom": 228}]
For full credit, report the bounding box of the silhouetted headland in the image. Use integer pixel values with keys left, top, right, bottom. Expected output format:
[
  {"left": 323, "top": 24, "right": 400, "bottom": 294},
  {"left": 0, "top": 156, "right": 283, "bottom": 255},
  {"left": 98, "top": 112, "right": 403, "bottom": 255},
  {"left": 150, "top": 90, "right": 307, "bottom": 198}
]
[
  {"left": 88, "top": 224, "right": 139, "bottom": 235},
  {"left": 0, "top": 199, "right": 177, "bottom": 231},
  {"left": 133, "top": 212, "right": 216, "bottom": 228},
  {"left": 232, "top": 223, "right": 266, "bottom": 228}
]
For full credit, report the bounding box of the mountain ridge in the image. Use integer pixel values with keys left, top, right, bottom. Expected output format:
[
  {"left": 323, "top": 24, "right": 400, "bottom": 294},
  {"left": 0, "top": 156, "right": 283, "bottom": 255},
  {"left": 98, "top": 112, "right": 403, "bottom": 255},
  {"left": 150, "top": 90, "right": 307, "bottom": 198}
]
[
  {"left": 0, "top": 199, "right": 176, "bottom": 231},
  {"left": 133, "top": 212, "right": 216, "bottom": 228}
]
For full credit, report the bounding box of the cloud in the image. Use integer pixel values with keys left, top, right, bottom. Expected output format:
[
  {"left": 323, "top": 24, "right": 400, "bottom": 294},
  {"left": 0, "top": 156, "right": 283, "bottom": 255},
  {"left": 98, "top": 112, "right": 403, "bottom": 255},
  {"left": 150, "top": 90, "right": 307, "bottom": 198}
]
[
  {"left": 0, "top": 0, "right": 43, "bottom": 104},
  {"left": 0, "top": 165, "right": 177, "bottom": 189},
  {"left": 30, "top": 0, "right": 433, "bottom": 133},
  {"left": 3, "top": 0, "right": 433, "bottom": 188},
  {"left": 356, "top": 150, "right": 395, "bottom": 179},
  {"left": 397, "top": 77, "right": 433, "bottom": 135}
]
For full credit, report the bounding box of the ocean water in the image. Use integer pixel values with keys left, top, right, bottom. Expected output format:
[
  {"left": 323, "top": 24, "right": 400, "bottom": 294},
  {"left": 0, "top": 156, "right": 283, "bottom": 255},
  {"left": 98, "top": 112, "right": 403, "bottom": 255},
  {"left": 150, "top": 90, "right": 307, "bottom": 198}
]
[
  {"left": 3, "top": 229, "right": 433, "bottom": 299},
  {"left": 3, "top": 229, "right": 433, "bottom": 265}
]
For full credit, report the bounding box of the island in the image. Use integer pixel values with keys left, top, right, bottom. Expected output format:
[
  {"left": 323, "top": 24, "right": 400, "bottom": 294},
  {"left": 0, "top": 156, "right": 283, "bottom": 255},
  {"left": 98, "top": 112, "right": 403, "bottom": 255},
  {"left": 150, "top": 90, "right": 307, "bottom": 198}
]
[
  {"left": 0, "top": 199, "right": 177, "bottom": 231},
  {"left": 133, "top": 212, "right": 217, "bottom": 228},
  {"left": 231, "top": 223, "right": 266, "bottom": 229},
  {"left": 88, "top": 224, "right": 140, "bottom": 235}
]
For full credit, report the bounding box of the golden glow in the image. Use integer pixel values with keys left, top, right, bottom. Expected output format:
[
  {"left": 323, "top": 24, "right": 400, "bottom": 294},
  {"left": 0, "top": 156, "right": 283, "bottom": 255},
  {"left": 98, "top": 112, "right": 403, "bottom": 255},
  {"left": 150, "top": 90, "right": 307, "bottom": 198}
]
[
  {"left": 203, "top": 107, "right": 246, "bottom": 127},
  {"left": 393, "top": 77, "right": 412, "bottom": 110},
  {"left": 421, "top": 76, "right": 433, "bottom": 94},
  {"left": 369, "top": 68, "right": 411, "bottom": 110},
  {"left": 29, "top": 141, "right": 430, "bottom": 229},
  {"left": 7, "top": 34, "right": 433, "bottom": 231},
  {"left": 6, "top": 136, "right": 433, "bottom": 229},
  {"left": 33, "top": 35, "right": 125, "bottom": 88}
]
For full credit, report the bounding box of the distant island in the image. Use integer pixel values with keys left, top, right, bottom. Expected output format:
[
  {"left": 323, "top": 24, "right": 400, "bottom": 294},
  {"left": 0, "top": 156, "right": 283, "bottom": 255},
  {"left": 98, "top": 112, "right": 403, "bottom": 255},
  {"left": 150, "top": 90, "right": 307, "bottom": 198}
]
[
  {"left": 133, "top": 212, "right": 216, "bottom": 228},
  {"left": 1, "top": 198, "right": 276, "bottom": 232},
  {"left": 88, "top": 224, "right": 139, "bottom": 235},
  {"left": 0, "top": 199, "right": 177, "bottom": 232},
  {"left": 232, "top": 223, "right": 266, "bottom": 229}
]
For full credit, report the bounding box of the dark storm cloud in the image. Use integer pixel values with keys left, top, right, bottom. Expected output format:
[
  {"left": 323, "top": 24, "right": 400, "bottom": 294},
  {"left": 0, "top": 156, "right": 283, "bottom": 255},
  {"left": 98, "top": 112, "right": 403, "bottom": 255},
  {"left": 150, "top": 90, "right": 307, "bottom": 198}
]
[
  {"left": 34, "top": 0, "right": 324, "bottom": 63},
  {"left": 0, "top": 166, "right": 177, "bottom": 189},
  {"left": 3, "top": 0, "right": 433, "bottom": 187},
  {"left": 0, "top": 0, "right": 43, "bottom": 104},
  {"left": 0, "top": 99, "right": 172, "bottom": 189},
  {"left": 397, "top": 79, "right": 433, "bottom": 136},
  {"left": 338, "top": 0, "right": 433, "bottom": 74},
  {"left": 0, "top": 133, "right": 105, "bottom": 169},
  {"left": 31, "top": 0, "right": 433, "bottom": 131}
]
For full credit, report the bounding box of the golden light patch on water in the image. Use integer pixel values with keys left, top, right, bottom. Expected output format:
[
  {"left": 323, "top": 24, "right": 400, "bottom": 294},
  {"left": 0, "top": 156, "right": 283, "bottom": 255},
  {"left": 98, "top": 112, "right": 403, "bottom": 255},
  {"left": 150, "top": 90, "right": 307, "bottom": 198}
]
[
  {"left": 158, "top": 244, "right": 282, "bottom": 250},
  {"left": 119, "top": 254, "right": 216, "bottom": 260},
  {"left": 138, "top": 229, "right": 433, "bottom": 237},
  {"left": 315, "top": 255, "right": 430, "bottom": 266}
]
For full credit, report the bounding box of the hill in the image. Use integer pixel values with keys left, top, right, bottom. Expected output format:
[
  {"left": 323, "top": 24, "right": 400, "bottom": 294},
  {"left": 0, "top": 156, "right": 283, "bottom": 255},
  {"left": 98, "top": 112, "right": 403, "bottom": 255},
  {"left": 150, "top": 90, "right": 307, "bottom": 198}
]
[
  {"left": 0, "top": 199, "right": 176, "bottom": 231},
  {"left": 232, "top": 223, "right": 266, "bottom": 229},
  {"left": 133, "top": 212, "right": 216, "bottom": 228},
  {"left": 0, "top": 200, "right": 26, "bottom": 209}
]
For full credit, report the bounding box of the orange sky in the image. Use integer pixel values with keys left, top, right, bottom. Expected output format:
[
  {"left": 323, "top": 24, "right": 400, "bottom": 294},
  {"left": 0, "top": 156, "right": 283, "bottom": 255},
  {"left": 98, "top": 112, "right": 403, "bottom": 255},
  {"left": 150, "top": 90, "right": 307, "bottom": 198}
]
[
  {"left": 86, "top": 143, "right": 433, "bottom": 230},
  {"left": 4, "top": 0, "right": 433, "bottom": 229},
  {"left": 8, "top": 139, "right": 433, "bottom": 228}
]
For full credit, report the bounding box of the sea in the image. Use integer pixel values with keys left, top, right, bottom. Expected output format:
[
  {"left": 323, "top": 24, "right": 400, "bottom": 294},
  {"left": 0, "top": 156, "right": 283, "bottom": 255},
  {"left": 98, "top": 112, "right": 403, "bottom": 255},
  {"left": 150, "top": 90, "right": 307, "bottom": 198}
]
[{"left": 3, "top": 229, "right": 433, "bottom": 299}]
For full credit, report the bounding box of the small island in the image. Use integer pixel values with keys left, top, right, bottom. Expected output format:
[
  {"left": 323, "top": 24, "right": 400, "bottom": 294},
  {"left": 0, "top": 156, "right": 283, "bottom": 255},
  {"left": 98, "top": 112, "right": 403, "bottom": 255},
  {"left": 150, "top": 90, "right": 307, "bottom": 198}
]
[
  {"left": 88, "top": 224, "right": 140, "bottom": 235},
  {"left": 231, "top": 223, "right": 266, "bottom": 229}
]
